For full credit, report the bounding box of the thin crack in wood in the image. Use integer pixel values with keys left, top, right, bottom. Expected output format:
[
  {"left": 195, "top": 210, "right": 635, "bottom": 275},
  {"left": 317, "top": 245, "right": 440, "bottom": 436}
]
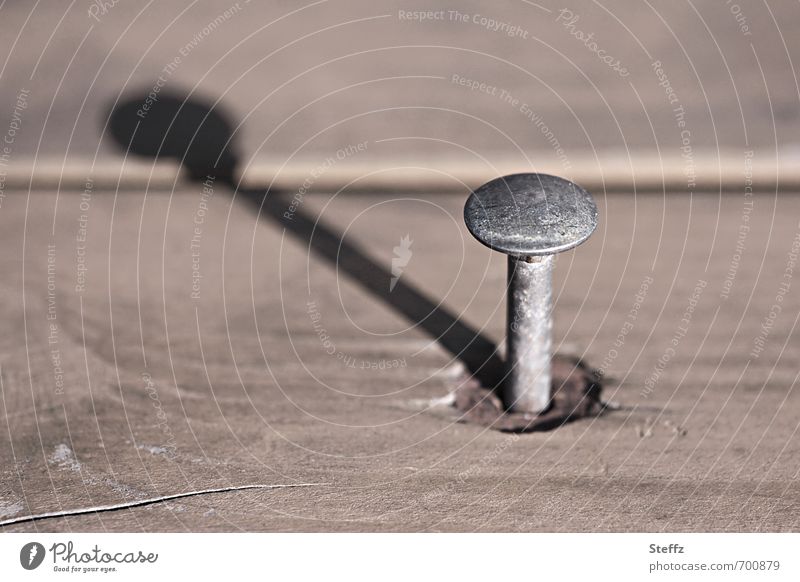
[{"left": 0, "top": 483, "right": 328, "bottom": 527}]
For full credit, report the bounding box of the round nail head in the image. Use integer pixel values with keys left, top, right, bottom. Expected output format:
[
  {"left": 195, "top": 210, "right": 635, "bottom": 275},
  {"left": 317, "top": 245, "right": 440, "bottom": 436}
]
[{"left": 464, "top": 173, "right": 598, "bottom": 257}]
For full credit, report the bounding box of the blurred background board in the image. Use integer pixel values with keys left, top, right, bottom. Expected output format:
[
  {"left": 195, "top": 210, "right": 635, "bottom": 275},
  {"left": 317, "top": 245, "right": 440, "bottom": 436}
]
[{"left": 0, "top": 1, "right": 799, "bottom": 167}]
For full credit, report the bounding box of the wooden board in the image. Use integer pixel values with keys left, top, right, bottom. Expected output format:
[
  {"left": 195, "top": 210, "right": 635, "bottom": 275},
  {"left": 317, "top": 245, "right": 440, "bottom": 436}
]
[{"left": 1, "top": 184, "right": 798, "bottom": 531}]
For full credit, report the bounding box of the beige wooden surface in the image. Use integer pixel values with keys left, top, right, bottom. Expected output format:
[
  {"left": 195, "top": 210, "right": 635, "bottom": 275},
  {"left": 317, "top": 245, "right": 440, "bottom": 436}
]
[{"left": 1, "top": 184, "right": 798, "bottom": 532}]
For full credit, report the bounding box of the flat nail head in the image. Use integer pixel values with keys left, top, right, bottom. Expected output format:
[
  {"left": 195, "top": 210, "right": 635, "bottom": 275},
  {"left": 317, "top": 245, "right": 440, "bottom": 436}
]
[{"left": 464, "top": 173, "right": 598, "bottom": 257}]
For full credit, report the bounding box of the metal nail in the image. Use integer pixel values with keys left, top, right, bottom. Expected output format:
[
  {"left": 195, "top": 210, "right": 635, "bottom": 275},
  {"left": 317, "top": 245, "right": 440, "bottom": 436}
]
[{"left": 464, "top": 173, "right": 598, "bottom": 413}]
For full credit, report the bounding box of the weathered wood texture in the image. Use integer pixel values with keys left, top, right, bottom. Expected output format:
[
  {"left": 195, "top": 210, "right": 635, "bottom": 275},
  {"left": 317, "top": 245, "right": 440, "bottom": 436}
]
[{"left": 0, "top": 185, "right": 798, "bottom": 531}]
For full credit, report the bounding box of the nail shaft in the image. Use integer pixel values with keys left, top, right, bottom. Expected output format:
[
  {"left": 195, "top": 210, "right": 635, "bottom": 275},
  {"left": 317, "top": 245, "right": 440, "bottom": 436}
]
[
  {"left": 506, "top": 255, "right": 553, "bottom": 413},
  {"left": 464, "top": 173, "right": 597, "bottom": 415}
]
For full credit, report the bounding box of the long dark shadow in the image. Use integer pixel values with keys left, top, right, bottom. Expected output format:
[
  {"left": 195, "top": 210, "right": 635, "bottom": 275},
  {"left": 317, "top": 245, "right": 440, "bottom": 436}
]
[
  {"left": 104, "top": 89, "right": 503, "bottom": 389},
  {"left": 236, "top": 186, "right": 504, "bottom": 388}
]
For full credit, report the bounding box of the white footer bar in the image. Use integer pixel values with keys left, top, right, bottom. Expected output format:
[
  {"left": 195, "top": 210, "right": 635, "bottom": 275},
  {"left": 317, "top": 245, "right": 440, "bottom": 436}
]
[{"left": 1, "top": 533, "right": 797, "bottom": 581}]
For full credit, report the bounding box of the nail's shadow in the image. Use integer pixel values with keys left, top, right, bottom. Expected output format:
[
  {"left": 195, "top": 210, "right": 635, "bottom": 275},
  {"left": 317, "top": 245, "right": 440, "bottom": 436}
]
[
  {"left": 104, "top": 90, "right": 504, "bottom": 389},
  {"left": 242, "top": 188, "right": 505, "bottom": 388},
  {"left": 107, "top": 91, "right": 238, "bottom": 183}
]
